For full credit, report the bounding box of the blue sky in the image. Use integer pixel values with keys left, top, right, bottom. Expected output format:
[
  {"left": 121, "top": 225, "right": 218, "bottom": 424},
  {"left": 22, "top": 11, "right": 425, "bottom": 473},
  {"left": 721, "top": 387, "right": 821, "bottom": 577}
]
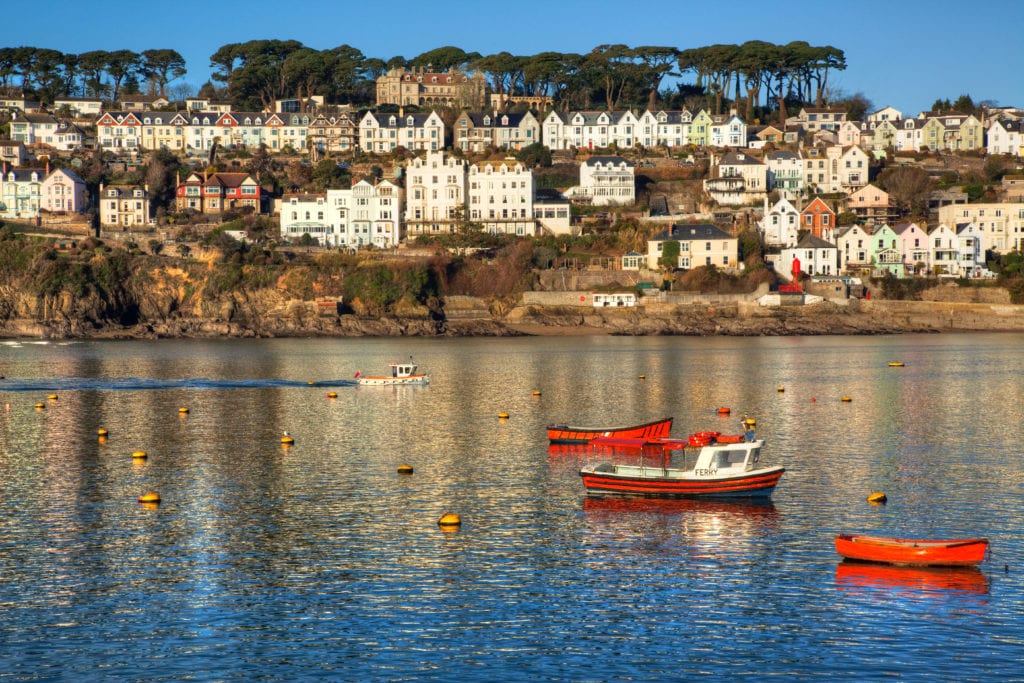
[{"left": 7, "top": 0, "right": 1022, "bottom": 116}]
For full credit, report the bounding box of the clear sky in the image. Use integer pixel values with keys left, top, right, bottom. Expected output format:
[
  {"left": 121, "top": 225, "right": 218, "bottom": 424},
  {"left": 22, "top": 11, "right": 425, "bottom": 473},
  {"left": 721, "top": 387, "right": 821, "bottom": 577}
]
[{"left": 7, "top": 0, "right": 1022, "bottom": 116}]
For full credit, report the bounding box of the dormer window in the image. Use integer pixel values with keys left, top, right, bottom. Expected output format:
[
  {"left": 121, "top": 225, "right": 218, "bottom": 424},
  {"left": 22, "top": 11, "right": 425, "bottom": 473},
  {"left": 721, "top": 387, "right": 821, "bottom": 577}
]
[
  {"left": 406, "top": 116, "right": 414, "bottom": 126},
  {"left": 143, "top": 117, "right": 151, "bottom": 124},
  {"left": 388, "top": 116, "right": 396, "bottom": 126},
  {"left": 133, "top": 190, "right": 144, "bottom": 197},
  {"left": 107, "top": 189, "right": 117, "bottom": 197}
]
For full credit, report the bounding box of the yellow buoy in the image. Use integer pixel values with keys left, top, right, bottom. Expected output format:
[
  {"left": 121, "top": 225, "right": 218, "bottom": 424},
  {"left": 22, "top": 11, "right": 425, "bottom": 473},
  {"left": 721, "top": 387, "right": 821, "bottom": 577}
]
[
  {"left": 327, "top": 391, "right": 338, "bottom": 399},
  {"left": 531, "top": 390, "right": 541, "bottom": 396},
  {"left": 867, "top": 492, "right": 888, "bottom": 504},
  {"left": 888, "top": 362, "right": 904, "bottom": 367},
  {"left": 397, "top": 464, "right": 414, "bottom": 474},
  {"left": 132, "top": 450, "right": 148, "bottom": 459},
  {"left": 48, "top": 394, "right": 58, "bottom": 401},
  {"left": 178, "top": 406, "right": 190, "bottom": 414},
  {"left": 281, "top": 433, "right": 295, "bottom": 445},
  {"left": 841, "top": 396, "right": 852, "bottom": 402},
  {"left": 138, "top": 492, "right": 161, "bottom": 504},
  {"left": 308, "top": 380, "right": 315, "bottom": 385},
  {"left": 777, "top": 386, "right": 785, "bottom": 392},
  {"left": 35, "top": 402, "right": 45, "bottom": 410},
  {"left": 639, "top": 374, "right": 646, "bottom": 380},
  {"left": 97, "top": 428, "right": 109, "bottom": 437},
  {"left": 498, "top": 411, "right": 509, "bottom": 419},
  {"left": 438, "top": 513, "right": 461, "bottom": 529}
]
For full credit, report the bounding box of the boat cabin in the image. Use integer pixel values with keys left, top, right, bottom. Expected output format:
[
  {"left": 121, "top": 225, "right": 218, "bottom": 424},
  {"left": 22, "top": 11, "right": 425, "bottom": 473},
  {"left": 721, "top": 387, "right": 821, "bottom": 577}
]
[
  {"left": 687, "top": 440, "right": 762, "bottom": 478},
  {"left": 389, "top": 362, "right": 418, "bottom": 378}
]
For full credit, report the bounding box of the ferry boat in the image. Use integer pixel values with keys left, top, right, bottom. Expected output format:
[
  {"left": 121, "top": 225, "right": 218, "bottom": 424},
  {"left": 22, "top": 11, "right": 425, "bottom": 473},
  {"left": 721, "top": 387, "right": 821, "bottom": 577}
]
[{"left": 579, "top": 427, "right": 783, "bottom": 499}]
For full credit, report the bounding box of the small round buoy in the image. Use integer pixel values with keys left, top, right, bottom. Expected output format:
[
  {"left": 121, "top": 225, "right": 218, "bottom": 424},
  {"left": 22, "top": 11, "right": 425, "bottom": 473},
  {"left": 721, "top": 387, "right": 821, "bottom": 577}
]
[
  {"left": 35, "top": 402, "right": 45, "bottom": 410},
  {"left": 308, "top": 380, "right": 315, "bottom": 385},
  {"left": 531, "top": 390, "right": 541, "bottom": 396},
  {"left": 438, "top": 513, "right": 461, "bottom": 529},
  {"left": 841, "top": 396, "right": 852, "bottom": 402},
  {"left": 717, "top": 407, "right": 731, "bottom": 416},
  {"left": 498, "top": 411, "right": 509, "bottom": 419},
  {"left": 867, "top": 491, "right": 887, "bottom": 504},
  {"left": 811, "top": 397, "right": 816, "bottom": 402},
  {"left": 97, "top": 428, "right": 109, "bottom": 437},
  {"left": 138, "top": 492, "right": 161, "bottom": 504},
  {"left": 639, "top": 374, "right": 646, "bottom": 380},
  {"left": 132, "top": 450, "right": 147, "bottom": 459},
  {"left": 327, "top": 391, "right": 338, "bottom": 399},
  {"left": 888, "top": 362, "right": 905, "bottom": 367},
  {"left": 777, "top": 386, "right": 785, "bottom": 392},
  {"left": 397, "top": 464, "right": 414, "bottom": 474},
  {"left": 178, "top": 406, "right": 189, "bottom": 414},
  {"left": 281, "top": 435, "right": 295, "bottom": 445},
  {"left": 48, "top": 394, "right": 58, "bottom": 401}
]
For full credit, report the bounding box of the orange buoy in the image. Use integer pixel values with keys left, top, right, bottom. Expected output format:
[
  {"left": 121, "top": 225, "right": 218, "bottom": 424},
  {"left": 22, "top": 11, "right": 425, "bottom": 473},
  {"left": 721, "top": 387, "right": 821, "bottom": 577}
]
[
  {"left": 138, "top": 492, "right": 161, "bottom": 504},
  {"left": 717, "top": 406, "right": 731, "bottom": 416},
  {"left": 438, "top": 513, "right": 461, "bottom": 529},
  {"left": 531, "top": 390, "right": 541, "bottom": 396},
  {"left": 868, "top": 491, "right": 887, "bottom": 504},
  {"left": 841, "top": 396, "right": 852, "bottom": 402},
  {"left": 97, "top": 428, "right": 109, "bottom": 437},
  {"left": 498, "top": 412, "right": 509, "bottom": 419},
  {"left": 397, "top": 464, "right": 414, "bottom": 474},
  {"left": 327, "top": 391, "right": 338, "bottom": 399}
]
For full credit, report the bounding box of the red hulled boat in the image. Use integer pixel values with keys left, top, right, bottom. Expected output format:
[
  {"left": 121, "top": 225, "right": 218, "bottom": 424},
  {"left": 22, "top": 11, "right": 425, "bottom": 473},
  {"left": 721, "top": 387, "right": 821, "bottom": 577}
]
[
  {"left": 834, "top": 534, "right": 989, "bottom": 567},
  {"left": 547, "top": 417, "right": 673, "bottom": 444},
  {"left": 579, "top": 430, "right": 784, "bottom": 500}
]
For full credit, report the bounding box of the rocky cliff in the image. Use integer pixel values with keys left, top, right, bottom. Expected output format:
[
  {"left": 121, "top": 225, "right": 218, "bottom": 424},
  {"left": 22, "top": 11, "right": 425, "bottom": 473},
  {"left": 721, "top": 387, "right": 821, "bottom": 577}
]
[{"left": 2, "top": 262, "right": 1023, "bottom": 339}]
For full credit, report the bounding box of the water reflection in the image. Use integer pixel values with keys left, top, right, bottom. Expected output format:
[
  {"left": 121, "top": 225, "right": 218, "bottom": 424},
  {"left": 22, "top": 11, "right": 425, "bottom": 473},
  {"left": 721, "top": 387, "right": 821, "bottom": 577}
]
[{"left": 835, "top": 561, "right": 990, "bottom": 597}]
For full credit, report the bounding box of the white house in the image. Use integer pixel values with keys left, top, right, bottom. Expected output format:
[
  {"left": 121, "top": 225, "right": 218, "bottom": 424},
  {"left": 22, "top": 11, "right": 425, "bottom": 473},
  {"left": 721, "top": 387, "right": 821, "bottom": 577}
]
[
  {"left": 867, "top": 106, "right": 902, "bottom": 122},
  {"left": 99, "top": 183, "right": 150, "bottom": 228},
  {"left": 404, "top": 150, "right": 467, "bottom": 236},
  {"left": 758, "top": 197, "right": 801, "bottom": 249},
  {"left": 637, "top": 110, "right": 693, "bottom": 148},
  {"left": 836, "top": 224, "right": 873, "bottom": 273},
  {"left": 955, "top": 222, "right": 986, "bottom": 276},
  {"left": 764, "top": 150, "right": 803, "bottom": 199},
  {"left": 777, "top": 234, "right": 838, "bottom": 278},
  {"left": 280, "top": 180, "right": 401, "bottom": 249},
  {"left": 709, "top": 113, "right": 747, "bottom": 148},
  {"left": 360, "top": 111, "right": 446, "bottom": 153},
  {"left": 577, "top": 156, "right": 635, "bottom": 206},
  {"left": 987, "top": 119, "right": 1023, "bottom": 157},
  {"left": 542, "top": 110, "right": 638, "bottom": 151},
  {"left": 928, "top": 223, "right": 959, "bottom": 274},
  {"left": 704, "top": 151, "right": 767, "bottom": 206},
  {"left": 467, "top": 159, "right": 535, "bottom": 235}
]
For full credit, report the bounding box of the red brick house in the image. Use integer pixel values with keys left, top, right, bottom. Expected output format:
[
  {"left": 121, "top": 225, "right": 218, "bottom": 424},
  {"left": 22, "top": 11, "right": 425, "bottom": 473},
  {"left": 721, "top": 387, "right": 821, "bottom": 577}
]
[
  {"left": 175, "top": 171, "right": 266, "bottom": 214},
  {"left": 800, "top": 197, "right": 836, "bottom": 240}
]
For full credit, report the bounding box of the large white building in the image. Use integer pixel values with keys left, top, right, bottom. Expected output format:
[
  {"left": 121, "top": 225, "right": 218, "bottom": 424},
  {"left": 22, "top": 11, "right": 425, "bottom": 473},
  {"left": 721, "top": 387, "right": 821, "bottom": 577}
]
[
  {"left": 467, "top": 159, "right": 535, "bottom": 235},
  {"left": 404, "top": 151, "right": 467, "bottom": 237},
  {"left": 279, "top": 179, "right": 402, "bottom": 249}
]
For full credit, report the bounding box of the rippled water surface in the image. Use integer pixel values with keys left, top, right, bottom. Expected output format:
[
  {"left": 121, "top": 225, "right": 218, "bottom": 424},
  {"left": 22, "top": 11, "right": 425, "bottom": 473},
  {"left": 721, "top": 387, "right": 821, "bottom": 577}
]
[{"left": 1, "top": 335, "right": 1023, "bottom": 681}]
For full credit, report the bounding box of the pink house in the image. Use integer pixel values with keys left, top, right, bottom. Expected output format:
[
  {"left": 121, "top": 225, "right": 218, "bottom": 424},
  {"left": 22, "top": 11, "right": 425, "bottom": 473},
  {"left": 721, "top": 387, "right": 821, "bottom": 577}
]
[{"left": 41, "top": 167, "right": 87, "bottom": 214}]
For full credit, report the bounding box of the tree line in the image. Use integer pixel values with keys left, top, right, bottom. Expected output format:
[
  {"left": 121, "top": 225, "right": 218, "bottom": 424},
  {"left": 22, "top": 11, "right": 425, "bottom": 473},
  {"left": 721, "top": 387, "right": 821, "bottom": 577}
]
[
  {"left": 0, "top": 47, "right": 186, "bottom": 102},
  {"left": 1, "top": 40, "right": 848, "bottom": 122}
]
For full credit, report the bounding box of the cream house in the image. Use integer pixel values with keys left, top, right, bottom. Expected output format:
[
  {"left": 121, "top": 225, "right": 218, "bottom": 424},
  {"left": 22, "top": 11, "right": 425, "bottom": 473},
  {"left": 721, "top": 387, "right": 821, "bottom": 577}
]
[
  {"left": 647, "top": 223, "right": 738, "bottom": 270},
  {"left": 99, "top": 183, "right": 150, "bottom": 228}
]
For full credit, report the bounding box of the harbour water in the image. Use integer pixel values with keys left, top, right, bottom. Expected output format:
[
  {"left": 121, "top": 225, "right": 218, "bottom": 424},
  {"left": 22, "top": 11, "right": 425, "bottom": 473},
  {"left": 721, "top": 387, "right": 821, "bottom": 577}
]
[{"left": 1, "top": 334, "right": 1022, "bottom": 681}]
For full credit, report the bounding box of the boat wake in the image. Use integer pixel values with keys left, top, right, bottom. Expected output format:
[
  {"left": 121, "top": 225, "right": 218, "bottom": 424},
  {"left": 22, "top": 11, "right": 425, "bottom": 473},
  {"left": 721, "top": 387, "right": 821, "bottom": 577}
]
[{"left": 0, "top": 377, "right": 358, "bottom": 392}]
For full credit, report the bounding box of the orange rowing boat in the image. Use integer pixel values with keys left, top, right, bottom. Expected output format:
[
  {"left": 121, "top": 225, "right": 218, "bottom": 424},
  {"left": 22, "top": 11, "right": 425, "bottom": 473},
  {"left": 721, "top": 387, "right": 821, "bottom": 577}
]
[{"left": 834, "top": 534, "right": 989, "bottom": 567}]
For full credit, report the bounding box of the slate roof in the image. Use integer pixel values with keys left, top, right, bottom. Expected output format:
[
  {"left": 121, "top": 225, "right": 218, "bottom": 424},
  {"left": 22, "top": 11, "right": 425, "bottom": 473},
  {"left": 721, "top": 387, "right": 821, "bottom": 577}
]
[{"left": 652, "top": 223, "right": 733, "bottom": 241}]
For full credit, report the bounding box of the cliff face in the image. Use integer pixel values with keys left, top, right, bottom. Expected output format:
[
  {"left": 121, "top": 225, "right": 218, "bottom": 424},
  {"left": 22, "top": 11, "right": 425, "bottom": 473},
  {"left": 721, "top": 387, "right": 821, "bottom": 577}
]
[{"left": 2, "top": 262, "right": 1023, "bottom": 339}]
